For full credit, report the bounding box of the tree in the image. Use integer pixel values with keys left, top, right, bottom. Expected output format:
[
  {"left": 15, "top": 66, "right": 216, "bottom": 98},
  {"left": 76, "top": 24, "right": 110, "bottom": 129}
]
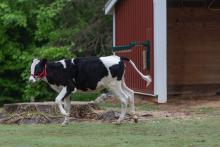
[{"left": 0, "top": 0, "right": 112, "bottom": 104}]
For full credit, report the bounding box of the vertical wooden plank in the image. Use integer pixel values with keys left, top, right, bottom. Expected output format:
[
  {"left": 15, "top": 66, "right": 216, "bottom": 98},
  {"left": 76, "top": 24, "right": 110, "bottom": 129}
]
[{"left": 115, "top": 0, "right": 154, "bottom": 94}]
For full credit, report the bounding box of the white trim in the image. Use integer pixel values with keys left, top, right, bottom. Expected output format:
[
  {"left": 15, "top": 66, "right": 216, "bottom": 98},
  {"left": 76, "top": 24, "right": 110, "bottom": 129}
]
[
  {"left": 153, "top": 0, "right": 167, "bottom": 103},
  {"left": 105, "top": 0, "right": 118, "bottom": 15},
  {"left": 113, "top": 8, "right": 116, "bottom": 46}
]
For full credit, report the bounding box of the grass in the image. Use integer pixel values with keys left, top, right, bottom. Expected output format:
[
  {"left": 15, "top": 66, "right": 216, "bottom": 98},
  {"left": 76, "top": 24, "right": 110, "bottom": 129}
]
[
  {"left": 0, "top": 117, "right": 220, "bottom": 147},
  {"left": 71, "top": 92, "right": 100, "bottom": 101},
  {"left": 1, "top": 100, "right": 220, "bottom": 147}
]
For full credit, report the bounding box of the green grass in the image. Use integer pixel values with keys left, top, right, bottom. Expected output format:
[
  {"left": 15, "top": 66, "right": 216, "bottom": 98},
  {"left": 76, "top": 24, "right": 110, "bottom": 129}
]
[
  {"left": 1, "top": 117, "right": 220, "bottom": 147},
  {"left": 71, "top": 92, "right": 100, "bottom": 101}
]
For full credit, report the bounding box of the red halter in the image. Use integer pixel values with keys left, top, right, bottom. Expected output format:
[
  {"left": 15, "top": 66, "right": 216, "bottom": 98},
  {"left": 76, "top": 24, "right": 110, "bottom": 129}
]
[{"left": 31, "top": 65, "right": 47, "bottom": 79}]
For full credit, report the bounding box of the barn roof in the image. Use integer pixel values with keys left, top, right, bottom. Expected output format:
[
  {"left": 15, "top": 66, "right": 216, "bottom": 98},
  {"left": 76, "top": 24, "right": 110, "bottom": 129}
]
[{"left": 105, "top": 0, "right": 119, "bottom": 14}]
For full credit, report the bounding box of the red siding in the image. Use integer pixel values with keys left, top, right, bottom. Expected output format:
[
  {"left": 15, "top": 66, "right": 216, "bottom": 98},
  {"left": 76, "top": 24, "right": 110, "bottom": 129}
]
[{"left": 115, "top": 0, "right": 154, "bottom": 94}]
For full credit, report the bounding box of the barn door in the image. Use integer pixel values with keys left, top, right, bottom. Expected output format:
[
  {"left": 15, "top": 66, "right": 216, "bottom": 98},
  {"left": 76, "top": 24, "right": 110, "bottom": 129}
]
[{"left": 114, "top": 0, "right": 154, "bottom": 94}]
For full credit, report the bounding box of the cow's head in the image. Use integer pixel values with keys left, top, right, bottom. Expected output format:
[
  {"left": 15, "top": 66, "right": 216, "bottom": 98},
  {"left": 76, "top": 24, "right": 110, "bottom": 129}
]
[{"left": 29, "top": 58, "right": 47, "bottom": 83}]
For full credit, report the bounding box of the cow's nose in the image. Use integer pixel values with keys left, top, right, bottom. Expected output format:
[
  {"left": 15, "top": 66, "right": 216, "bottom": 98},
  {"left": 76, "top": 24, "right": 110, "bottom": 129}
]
[{"left": 29, "top": 76, "right": 36, "bottom": 83}]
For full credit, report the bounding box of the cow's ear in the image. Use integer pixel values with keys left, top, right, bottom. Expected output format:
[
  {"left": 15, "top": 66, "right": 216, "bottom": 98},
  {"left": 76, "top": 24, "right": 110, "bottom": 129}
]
[{"left": 40, "top": 58, "right": 47, "bottom": 66}]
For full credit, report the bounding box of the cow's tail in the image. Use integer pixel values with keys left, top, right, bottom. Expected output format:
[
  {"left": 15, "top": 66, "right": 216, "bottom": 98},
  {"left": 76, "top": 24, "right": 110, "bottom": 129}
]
[{"left": 121, "top": 57, "right": 152, "bottom": 87}]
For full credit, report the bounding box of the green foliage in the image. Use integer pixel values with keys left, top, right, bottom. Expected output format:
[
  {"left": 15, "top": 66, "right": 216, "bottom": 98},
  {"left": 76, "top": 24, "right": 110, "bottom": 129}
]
[
  {"left": 0, "top": 0, "right": 112, "bottom": 105},
  {"left": 36, "top": 46, "right": 74, "bottom": 59},
  {"left": 2, "top": 12, "right": 27, "bottom": 27},
  {"left": 35, "top": 0, "right": 67, "bottom": 41}
]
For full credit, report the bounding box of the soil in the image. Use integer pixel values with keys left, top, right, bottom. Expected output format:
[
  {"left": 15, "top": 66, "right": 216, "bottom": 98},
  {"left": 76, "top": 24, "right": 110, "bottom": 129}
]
[
  {"left": 1, "top": 96, "right": 220, "bottom": 124},
  {"left": 105, "top": 95, "right": 220, "bottom": 120}
]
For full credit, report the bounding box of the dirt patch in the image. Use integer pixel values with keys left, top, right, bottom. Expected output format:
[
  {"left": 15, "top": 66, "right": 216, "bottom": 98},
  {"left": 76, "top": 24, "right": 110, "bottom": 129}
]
[
  {"left": 158, "top": 96, "right": 220, "bottom": 111},
  {"left": 104, "top": 95, "right": 220, "bottom": 120},
  {"left": 140, "top": 96, "right": 220, "bottom": 120},
  {"left": 1, "top": 96, "right": 220, "bottom": 124}
]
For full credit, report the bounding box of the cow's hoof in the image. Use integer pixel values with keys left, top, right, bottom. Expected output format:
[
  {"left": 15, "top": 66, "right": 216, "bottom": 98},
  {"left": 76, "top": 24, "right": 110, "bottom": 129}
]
[
  {"left": 134, "top": 118, "right": 138, "bottom": 123},
  {"left": 114, "top": 119, "right": 122, "bottom": 125},
  {"left": 116, "top": 122, "right": 121, "bottom": 125},
  {"left": 61, "top": 123, "right": 67, "bottom": 127},
  {"left": 61, "top": 117, "right": 70, "bottom": 127},
  {"left": 133, "top": 115, "right": 138, "bottom": 123},
  {"left": 61, "top": 121, "right": 69, "bottom": 127},
  {"left": 61, "top": 124, "right": 66, "bottom": 127}
]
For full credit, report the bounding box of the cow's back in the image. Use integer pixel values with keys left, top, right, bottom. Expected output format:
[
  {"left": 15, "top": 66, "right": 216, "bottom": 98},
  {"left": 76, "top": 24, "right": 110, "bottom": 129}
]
[{"left": 73, "top": 57, "right": 109, "bottom": 91}]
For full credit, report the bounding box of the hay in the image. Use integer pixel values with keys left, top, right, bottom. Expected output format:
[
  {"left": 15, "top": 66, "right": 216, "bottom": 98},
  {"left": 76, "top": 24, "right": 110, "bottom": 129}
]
[
  {"left": 0, "top": 101, "right": 153, "bottom": 124},
  {"left": 97, "top": 110, "right": 119, "bottom": 121},
  {"left": 0, "top": 101, "right": 99, "bottom": 124}
]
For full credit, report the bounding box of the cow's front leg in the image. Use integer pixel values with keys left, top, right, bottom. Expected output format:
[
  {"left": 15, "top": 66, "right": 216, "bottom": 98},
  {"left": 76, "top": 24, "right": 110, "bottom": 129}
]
[
  {"left": 62, "top": 88, "right": 76, "bottom": 126},
  {"left": 62, "top": 96, "right": 71, "bottom": 126},
  {"left": 55, "top": 87, "right": 70, "bottom": 116}
]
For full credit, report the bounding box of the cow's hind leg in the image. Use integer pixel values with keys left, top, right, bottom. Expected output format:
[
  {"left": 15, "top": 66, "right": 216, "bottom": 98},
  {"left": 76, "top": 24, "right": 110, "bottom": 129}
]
[
  {"left": 109, "top": 81, "right": 128, "bottom": 124},
  {"left": 121, "top": 79, "right": 138, "bottom": 123}
]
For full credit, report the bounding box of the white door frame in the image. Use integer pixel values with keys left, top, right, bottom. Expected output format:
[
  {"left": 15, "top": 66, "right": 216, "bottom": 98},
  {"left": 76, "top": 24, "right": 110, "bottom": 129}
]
[
  {"left": 111, "top": 0, "right": 168, "bottom": 102},
  {"left": 153, "top": 0, "right": 167, "bottom": 103}
]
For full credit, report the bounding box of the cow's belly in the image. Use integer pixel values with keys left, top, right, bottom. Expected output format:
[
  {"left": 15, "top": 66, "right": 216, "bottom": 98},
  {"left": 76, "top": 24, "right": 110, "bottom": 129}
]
[
  {"left": 76, "top": 81, "right": 105, "bottom": 92},
  {"left": 75, "top": 76, "right": 118, "bottom": 92}
]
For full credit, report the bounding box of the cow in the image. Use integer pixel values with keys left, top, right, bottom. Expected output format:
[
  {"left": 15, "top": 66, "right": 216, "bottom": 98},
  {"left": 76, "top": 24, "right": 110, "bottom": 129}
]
[{"left": 29, "top": 55, "right": 151, "bottom": 125}]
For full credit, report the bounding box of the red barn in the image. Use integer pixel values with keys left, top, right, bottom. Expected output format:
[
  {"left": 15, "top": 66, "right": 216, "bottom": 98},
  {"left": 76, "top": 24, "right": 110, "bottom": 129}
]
[{"left": 105, "top": 0, "right": 220, "bottom": 103}]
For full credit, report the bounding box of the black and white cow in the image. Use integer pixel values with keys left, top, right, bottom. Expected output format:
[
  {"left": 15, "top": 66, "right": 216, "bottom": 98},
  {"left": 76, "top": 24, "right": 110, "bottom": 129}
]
[{"left": 29, "top": 55, "right": 151, "bottom": 125}]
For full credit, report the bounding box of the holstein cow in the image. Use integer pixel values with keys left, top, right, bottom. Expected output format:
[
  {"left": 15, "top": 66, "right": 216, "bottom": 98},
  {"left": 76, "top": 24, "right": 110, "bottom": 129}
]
[{"left": 29, "top": 55, "right": 151, "bottom": 125}]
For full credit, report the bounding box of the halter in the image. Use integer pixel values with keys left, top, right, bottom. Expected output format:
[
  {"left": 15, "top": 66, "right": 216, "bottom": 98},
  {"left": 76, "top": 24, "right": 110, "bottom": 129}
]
[{"left": 31, "top": 65, "right": 47, "bottom": 79}]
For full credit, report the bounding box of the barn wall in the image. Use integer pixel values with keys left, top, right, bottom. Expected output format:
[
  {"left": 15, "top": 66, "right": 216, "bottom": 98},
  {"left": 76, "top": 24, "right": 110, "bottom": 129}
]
[
  {"left": 168, "top": 8, "right": 220, "bottom": 86},
  {"left": 115, "top": 0, "right": 154, "bottom": 94}
]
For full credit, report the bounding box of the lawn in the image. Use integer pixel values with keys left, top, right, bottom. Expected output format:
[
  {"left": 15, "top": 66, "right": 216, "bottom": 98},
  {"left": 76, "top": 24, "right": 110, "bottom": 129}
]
[
  {"left": 1, "top": 97, "right": 220, "bottom": 147},
  {"left": 0, "top": 117, "right": 220, "bottom": 147}
]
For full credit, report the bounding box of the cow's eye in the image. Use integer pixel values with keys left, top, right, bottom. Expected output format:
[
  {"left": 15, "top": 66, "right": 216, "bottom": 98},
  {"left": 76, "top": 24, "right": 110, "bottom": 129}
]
[{"left": 35, "top": 65, "right": 41, "bottom": 74}]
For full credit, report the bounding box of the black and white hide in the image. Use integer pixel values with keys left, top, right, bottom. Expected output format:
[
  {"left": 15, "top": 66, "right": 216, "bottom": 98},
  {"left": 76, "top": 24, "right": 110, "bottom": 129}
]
[{"left": 29, "top": 55, "right": 151, "bottom": 125}]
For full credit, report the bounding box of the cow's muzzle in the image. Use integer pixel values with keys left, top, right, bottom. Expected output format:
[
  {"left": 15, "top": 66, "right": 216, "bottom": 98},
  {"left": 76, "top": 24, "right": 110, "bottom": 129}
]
[{"left": 29, "top": 75, "right": 36, "bottom": 83}]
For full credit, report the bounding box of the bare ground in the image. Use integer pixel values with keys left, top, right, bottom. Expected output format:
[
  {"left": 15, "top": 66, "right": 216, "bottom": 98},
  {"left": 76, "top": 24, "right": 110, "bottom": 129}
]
[
  {"left": 136, "top": 96, "right": 220, "bottom": 120},
  {"left": 103, "top": 95, "right": 220, "bottom": 121},
  {"left": 1, "top": 96, "right": 220, "bottom": 124}
]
